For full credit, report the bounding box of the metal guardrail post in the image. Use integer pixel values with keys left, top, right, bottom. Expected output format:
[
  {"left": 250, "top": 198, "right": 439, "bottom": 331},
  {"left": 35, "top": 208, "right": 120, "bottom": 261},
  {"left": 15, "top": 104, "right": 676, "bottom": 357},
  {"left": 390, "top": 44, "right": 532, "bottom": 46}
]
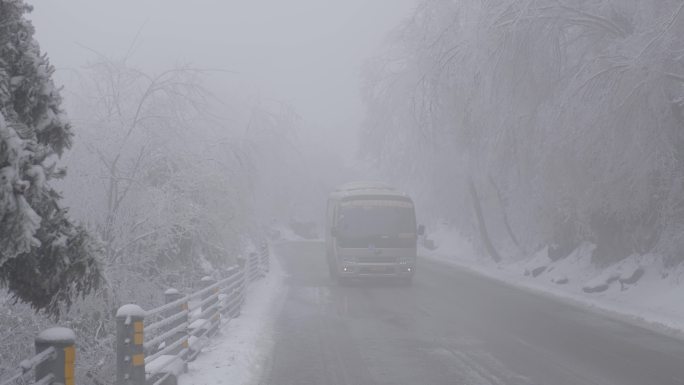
[
  {"left": 247, "top": 252, "right": 258, "bottom": 282},
  {"left": 164, "top": 289, "right": 188, "bottom": 356},
  {"left": 260, "top": 242, "right": 270, "bottom": 275},
  {"left": 236, "top": 255, "right": 246, "bottom": 270},
  {"left": 200, "top": 276, "right": 219, "bottom": 336},
  {"left": 227, "top": 266, "right": 245, "bottom": 319},
  {"left": 116, "top": 304, "right": 146, "bottom": 385},
  {"left": 35, "top": 327, "right": 76, "bottom": 385},
  {"left": 239, "top": 263, "right": 247, "bottom": 313}
]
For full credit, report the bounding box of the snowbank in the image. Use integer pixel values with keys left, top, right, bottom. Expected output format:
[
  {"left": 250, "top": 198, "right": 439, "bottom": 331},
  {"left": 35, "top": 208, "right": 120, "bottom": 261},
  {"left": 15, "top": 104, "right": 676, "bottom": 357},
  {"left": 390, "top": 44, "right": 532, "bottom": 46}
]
[
  {"left": 178, "top": 256, "right": 286, "bottom": 385},
  {"left": 422, "top": 225, "right": 684, "bottom": 335},
  {"left": 269, "top": 224, "right": 321, "bottom": 243}
]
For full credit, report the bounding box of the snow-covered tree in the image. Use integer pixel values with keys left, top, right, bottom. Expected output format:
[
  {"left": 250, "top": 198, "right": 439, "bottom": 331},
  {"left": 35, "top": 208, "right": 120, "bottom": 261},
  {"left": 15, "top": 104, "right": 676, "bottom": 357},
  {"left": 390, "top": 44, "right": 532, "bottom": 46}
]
[
  {"left": 363, "top": 0, "right": 684, "bottom": 265},
  {"left": 41, "top": 59, "right": 262, "bottom": 382},
  {"left": 56, "top": 58, "right": 256, "bottom": 306},
  {"left": 0, "top": 0, "right": 100, "bottom": 315}
]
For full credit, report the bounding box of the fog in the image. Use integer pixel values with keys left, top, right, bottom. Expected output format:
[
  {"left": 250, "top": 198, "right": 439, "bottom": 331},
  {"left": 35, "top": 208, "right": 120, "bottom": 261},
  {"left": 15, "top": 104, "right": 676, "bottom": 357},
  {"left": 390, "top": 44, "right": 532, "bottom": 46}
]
[
  {"left": 3, "top": 1, "right": 684, "bottom": 384},
  {"left": 30, "top": 0, "right": 415, "bottom": 160}
]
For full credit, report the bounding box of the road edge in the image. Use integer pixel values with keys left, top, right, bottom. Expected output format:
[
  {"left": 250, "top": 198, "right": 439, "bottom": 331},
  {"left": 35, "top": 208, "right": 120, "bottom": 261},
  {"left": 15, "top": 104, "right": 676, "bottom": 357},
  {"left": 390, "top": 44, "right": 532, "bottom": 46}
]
[{"left": 420, "top": 254, "right": 684, "bottom": 342}]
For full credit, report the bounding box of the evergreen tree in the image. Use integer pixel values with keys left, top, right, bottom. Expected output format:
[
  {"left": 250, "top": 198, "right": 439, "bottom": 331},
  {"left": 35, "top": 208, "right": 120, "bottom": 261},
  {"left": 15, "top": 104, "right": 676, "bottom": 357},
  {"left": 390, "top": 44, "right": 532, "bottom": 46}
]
[{"left": 0, "top": 0, "right": 101, "bottom": 316}]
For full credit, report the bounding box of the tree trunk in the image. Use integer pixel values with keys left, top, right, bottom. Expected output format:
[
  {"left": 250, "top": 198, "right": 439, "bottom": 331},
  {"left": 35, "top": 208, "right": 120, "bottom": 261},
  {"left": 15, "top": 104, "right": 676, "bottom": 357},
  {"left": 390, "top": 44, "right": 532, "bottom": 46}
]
[
  {"left": 469, "top": 177, "right": 502, "bottom": 263},
  {"left": 489, "top": 175, "right": 523, "bottom": 252}
]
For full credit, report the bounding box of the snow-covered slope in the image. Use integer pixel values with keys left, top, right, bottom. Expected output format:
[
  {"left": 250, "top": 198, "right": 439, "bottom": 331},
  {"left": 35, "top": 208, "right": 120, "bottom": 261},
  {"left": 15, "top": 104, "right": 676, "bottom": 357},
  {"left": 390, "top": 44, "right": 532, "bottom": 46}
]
[{"left": 422, "top": 226, "right": 684, "bottom": 335}]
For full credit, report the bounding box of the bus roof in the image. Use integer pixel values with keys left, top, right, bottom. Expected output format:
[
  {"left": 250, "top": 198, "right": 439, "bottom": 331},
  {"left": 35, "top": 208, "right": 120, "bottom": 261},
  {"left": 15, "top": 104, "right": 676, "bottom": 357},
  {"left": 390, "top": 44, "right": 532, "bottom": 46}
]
[
  {"left": 334, "top": 181, "right": 395, "bottom": 192},
  {"left": 330, "top": 181, "right": 411, "bottom": 202}
]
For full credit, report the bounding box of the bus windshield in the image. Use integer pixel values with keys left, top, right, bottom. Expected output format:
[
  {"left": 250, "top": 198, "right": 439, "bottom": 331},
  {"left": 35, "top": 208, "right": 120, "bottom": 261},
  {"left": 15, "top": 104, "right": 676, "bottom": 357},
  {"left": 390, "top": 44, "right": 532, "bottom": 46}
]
[{"left": 336, "top": 200, "right": 416, "bottom": 239}]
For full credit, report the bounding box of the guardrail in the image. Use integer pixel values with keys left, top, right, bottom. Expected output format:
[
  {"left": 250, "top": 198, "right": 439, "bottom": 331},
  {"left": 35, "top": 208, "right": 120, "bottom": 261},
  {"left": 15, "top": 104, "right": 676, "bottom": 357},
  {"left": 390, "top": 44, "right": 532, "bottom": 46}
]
[
  {"left": 0, "top": 327, "right": 76, "bottom": 385},
  {"left": 0, "top": 245, "right": 270, "bottom": 385}
]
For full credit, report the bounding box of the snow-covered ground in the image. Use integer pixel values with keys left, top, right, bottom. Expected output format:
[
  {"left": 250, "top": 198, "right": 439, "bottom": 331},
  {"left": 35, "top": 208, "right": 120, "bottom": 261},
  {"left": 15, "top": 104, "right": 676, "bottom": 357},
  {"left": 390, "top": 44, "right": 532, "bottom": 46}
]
[
  {"left": 269, "top": 224, "right": 321, "bottom": 243},
  {"left": 179, "top": 256, "right": 286, "bottom": 385},
  {"left": 422, "top": 225, "right": 684, "bottom": 336}
]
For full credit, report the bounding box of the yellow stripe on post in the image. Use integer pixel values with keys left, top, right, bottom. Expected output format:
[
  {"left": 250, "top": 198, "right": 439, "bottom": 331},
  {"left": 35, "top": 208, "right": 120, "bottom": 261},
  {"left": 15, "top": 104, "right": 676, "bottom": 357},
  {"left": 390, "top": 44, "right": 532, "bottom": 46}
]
[
  {"left": 134, "top": 332, "right": 144, "bottom": 346},
  {"left": 134, "top": 320, "right": 144, "bottom": 345},
  {"left": 132, "top": 354, "right": 145, "bottom": 366},
  {"left": 64, "top": 345, "right": 75, "bottom": 385},
  {"left": 134, "top": 321, "right": 144, "bottom": 333}
]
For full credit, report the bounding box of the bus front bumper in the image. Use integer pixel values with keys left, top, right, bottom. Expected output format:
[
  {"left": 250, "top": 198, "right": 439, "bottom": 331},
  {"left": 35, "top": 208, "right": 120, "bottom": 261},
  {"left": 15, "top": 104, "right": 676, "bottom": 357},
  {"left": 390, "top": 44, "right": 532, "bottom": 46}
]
[{"left": 337, "top": 261, "right": 415, "bottom": 278}]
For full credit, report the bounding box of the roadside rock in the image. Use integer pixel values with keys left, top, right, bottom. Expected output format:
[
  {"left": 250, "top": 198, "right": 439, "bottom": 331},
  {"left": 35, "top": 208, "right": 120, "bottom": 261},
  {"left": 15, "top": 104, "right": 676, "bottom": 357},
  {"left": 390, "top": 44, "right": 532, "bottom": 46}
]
[
  {"left": 619, "top": 266, "right": 645, "bottom": 285},
  {"left": 583, "top": 272, "right": 620, "bottom": 293},
  {"left": 551, "top": 275, "right": 568, "bottom": 285}
]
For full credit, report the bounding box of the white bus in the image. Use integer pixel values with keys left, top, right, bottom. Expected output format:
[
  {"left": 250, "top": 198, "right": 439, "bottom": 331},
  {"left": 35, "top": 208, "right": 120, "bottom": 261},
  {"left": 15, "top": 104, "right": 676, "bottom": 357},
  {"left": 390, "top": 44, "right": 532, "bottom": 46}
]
[{"left": 325, "top": 182, "right": 424, "bottom": 285}]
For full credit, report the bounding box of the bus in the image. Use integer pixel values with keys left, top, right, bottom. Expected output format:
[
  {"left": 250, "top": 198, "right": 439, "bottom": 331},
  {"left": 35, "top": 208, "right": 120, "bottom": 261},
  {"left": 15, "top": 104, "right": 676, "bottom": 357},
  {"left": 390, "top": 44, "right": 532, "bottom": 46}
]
[{"left": 325, "top": 182, "right": 423, "bottom": 285}]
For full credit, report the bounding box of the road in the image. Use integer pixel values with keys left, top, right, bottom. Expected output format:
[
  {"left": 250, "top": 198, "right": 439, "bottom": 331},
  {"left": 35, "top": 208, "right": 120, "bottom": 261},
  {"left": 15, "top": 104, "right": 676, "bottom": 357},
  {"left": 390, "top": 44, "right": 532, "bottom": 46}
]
[{"left": 259, "top": 241, "right": 684, "bottom": 385}]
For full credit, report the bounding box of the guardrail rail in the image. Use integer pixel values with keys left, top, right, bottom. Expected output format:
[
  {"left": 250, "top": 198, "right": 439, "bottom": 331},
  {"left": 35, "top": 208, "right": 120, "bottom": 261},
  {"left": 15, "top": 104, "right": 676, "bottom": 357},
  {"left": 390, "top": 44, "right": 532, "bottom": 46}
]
[{"left": 0, "top": 243, "right": 271, "bottom": 385}]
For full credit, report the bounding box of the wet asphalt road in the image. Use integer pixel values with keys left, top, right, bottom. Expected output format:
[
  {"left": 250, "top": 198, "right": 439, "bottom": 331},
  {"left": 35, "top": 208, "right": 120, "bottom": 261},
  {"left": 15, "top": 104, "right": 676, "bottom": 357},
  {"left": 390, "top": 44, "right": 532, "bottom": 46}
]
[{"left": 260, "top": 241, "right": 684, "bottom": 385}]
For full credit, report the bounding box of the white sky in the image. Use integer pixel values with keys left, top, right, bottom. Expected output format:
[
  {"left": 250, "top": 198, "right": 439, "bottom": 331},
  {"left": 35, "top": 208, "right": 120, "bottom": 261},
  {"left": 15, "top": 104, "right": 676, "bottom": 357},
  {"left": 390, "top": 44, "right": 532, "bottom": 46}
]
[{"left": 28, "top": 0, "right": 416, "bottom": 156}]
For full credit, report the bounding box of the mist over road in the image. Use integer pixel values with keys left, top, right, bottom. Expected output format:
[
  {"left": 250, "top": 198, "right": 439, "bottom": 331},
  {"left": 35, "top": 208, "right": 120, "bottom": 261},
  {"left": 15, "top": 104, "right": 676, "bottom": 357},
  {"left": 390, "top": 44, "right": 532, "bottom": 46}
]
[{"left": 260, "top": 241, "right": 684, "bottom": 385}]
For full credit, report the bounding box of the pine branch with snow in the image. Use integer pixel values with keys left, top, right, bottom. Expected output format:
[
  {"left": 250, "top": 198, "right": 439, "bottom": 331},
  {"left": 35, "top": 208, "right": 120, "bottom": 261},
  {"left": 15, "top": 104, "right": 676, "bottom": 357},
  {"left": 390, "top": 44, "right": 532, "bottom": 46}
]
[{"left": 0, "top": 0, "right": 101, "bottom": 316}]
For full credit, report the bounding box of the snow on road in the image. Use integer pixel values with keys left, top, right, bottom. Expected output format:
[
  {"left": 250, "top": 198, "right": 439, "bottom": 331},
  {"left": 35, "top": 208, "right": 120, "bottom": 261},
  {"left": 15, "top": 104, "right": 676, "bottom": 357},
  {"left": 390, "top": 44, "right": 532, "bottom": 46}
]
[
  {"left": 179, "top": 255, "right": 286, "bottom": 385},
  {"left": 423, "top": 225, "right": 684, "bottom": 336}
]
